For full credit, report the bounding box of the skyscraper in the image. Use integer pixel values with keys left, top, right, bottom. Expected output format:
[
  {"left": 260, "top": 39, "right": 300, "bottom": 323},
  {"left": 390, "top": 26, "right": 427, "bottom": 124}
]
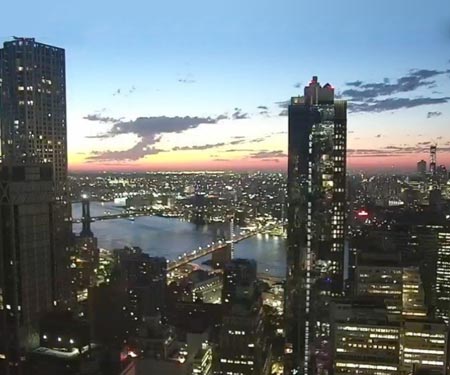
[
  {"left": 417, "top": 160, "right": 427, "bottom": 175},
  {"left": 0, "top": 37, "right": 71, "bottom": 307},
  {"left": 285, "top": 76, "right": 347, "bottom": 374}
]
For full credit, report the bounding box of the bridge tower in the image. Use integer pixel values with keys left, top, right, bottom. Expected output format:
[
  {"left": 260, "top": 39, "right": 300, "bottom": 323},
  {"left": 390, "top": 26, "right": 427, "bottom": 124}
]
[
  {"left": 80, "top": 194, "right": 93, "bottom": 237},
  {"left": 230, "top": 216, "right": 235, "bottom": 259}
]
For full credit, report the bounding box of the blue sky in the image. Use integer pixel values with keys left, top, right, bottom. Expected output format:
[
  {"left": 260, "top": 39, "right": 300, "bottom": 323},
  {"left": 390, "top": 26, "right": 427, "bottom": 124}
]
[{"left": 1, "top": 0, "right": 450, "bottom": 171}]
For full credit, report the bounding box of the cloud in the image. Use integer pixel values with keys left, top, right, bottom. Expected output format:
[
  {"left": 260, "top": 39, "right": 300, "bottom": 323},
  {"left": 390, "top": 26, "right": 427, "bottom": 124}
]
[
  {"left": 88, "top": 146, "right": 166, "bottom": 162},
  {"left": 345, "top": 80, "right": 363, "bottom": 87},
  {"left": 213, "top": 158, "right": 230, "bottom": 162},
  {"left": 279, "top": 109, "right": 288, "bottom": 117},
  {"left": 350, "top": 97, "right": 450, "bottom": 113},
  {"left": 343, "top": 69, "right": 449, "bottom": 101},
  {"left": 276, "top": 100, "right": 290, "bottom": 109},
  {"left": 224, "top": 148, "right": 257, "bottom": 153},
  {"left": 172, "top": 136, "right": 268, "bottom": 153},
  {"left": 232, "top": 108, "right": 249, "bottom": 120},
  {"left": 85, "top": 134, "right": 114, "bottom": 139},
  {"left": 260, "top": 158, "right": 280, "bottom": 163},
  {"left": 343, "top": 68, "right": 450, "bottom": 113},
  {"left": 375, "top": 134, "right": 382, "bottom": 138},
  {"left": 83, "top": 114, "right": 123, "bottom": 123},
  {"left": 216, "top": 114, "right": 229, "bottom": 120},
  {"left": 88, "top": 116, "right": 219, "bottom": 161},
  {"left": 172, "top": 142, "right": 226, "bottom": 151},
  {"left": 113, "top": 88, "right": 121, "bottom": 96},
  {"left": 293, "top": 82, "right": 302, "bottom": 88},
  {"left": 427, "top": 111, "right": 442, "bottom": 118},
  {"left": 178, "top": 79, "right": 196, "bottom": 84},
  {"left": 348, "top": 144, "right": 450, "bottom": 158},
  {"left": 257, "top": 105, "right": 268, "bottom": 110},
  {"left": 249, "top": 150, "right": 287, "bottom": 159}
]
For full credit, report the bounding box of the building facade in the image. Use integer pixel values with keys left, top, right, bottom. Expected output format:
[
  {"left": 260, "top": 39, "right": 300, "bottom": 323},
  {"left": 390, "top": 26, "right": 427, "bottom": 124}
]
[
  {"left": 285, "top": 76, "right": 347, "bottom": 374},
  {"left": 0, "top": 37, "right": 71, "bottom": 307},
  {"left": 0, "top": 165, "right": 55, "bottom": 374}
]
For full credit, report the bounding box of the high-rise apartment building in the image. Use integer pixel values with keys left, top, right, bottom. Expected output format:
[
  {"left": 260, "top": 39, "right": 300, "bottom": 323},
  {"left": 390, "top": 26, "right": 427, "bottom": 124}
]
[
  {"left": 0, "top": 165, "right": 55, "bottom": 375},
  {"left": 285, "top": 76, "right": 347, "bottom": 374},
  {"left": 0, "top": 37, "right": 71, "bottom": 307}
]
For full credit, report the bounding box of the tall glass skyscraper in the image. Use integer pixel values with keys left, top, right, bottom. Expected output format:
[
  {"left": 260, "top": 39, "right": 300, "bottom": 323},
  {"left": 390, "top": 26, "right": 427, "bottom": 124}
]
[
  {"left": 285, "top": 77, "right": 347, "bottom": 374},
  {"left": 0, "top": 38, "right": 72, "bottom": 308}
]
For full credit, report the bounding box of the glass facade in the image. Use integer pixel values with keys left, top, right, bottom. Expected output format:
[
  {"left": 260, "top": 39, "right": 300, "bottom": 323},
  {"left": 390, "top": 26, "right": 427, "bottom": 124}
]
[{"left": 285, "top": 77, "right": 347, "bottom": 374}]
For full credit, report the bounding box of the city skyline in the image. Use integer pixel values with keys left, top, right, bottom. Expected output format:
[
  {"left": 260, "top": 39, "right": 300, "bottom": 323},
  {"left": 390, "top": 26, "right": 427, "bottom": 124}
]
[{"left": 1, "top": 0, "right": 450, "bottom": 172}]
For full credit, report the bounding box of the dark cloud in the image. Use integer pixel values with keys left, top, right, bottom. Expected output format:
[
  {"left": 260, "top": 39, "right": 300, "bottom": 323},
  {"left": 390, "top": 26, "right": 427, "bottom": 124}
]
[
  {"left": 350, "top": 97, "right": 450, "bottom": 113},
  {"left": 232, "top": 108, "right": 249, "bottom": 120},
  {"left": 88, "top": 146, "right": 166, "bottom": 162},
  {"left": 276, "top": 100, "right": 290, "bottom": 109},
  {"left": 172, "top": 142, "right": 226, "bottom": 151},
  {"left": 113, "top": 88, "right": 121, "bottom": 96},
  {"left": 216, "top": 114, "right": 228, "bottom": 120},
  {"left": 249, "top": 150, "right": 287, "bottom": 159},
  {"left": 213, "top": 158, "right": 230, "bottom": 162},
  {"left": 427, "top": 111, "right": 443, "bottom": 118},
  {"left": 83, "top": 114, "right": 123, "bottom": 123},
  {"left": 348, "top": 144, "right": 450, "bottom": 158},
  {"left": 172, "top": 136, "right": 268, "bottom": 153},
  {"left": 343, "top": 69, "right": 450, "bottom": 113},
  {"left": 293, "top": 82, "right": 302, "bottom": 89},
  {"left": 232, "top": 136, "right": 246, "bottom": 139},
  {"left": 257, "top": 106, "right": 268, "bottom": 110},
  {"left": 343, "top": 69, "right": 449, "bottom": 101},
  {"left": 88, "top": 116, "right": 219, "bottom": 161},
  {"left": 224, "top": 148, "right": 257, "bottom": 153},
  {"left": 279, "top": 109, "right": 288, "bottom": 117},
  {"left": 85, "top": 134, "right": 114, "bottom": 139},
  {"left": 345, "top": 80, "right": 363, "bottom": 87},
  {"left": 375, "top": 134, "right": 382, "bottom": 138},
  {"left": 260, "top": 158, "right": 280, "bottom": 163}
]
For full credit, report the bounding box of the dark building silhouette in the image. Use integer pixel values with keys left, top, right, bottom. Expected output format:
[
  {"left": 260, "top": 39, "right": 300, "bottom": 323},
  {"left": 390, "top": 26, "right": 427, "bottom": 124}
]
[
  {"left": 285, "top": 76, "right": 347, "bottom": 374},
  {"left": 222, "top": 258, "right": 257, "bottom": 307},
  {"left": 217, "top": 259, "right": 270, "bottom": 375},
  {"left": 71, "top": 197, "right": 99, "bottom": 294},
  {"left": 0, "top": 37, "right": 72, "bottom": 308},
  {"left": 0, "top": 165, "right": 54, "bottom": 375},
  {"left": 417, "top": 160, "right": 427, "bottom": 175},
  {"left": 117, "top": 247, "right": 167, "bottom": 323}
]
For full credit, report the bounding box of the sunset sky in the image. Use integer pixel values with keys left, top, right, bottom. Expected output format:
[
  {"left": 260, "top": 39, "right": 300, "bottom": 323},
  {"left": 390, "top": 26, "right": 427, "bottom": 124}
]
[{"left": 2, "top": 0, "right": 450, "bottom": 172}]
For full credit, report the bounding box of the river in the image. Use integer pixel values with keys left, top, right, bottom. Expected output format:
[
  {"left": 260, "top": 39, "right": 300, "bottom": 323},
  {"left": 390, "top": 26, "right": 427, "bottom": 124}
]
[{"left": 72, "top": 202, "right": 286, "bottom": 278}]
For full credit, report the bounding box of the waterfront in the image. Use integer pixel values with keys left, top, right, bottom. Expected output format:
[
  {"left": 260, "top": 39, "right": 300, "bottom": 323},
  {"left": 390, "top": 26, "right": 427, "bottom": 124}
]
[{"left": 72, "top": 202, "right": 286, "bottom": 278}]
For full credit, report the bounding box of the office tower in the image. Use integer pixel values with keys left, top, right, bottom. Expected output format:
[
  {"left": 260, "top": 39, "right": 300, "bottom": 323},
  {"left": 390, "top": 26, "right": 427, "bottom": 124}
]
[
  {"left": 435, "top": 231, "right": 450, "bottom": 322},
  {"left": 331, "top": 300, "right": 400, "bottom": 375},
  {"left": 285, "top": 76, "right": 347, "bottom": 374},
  {"left": 0, "top": 37, "right": 71, "bottom": 307},
  {"left": 417, "top": 160, "right": 427, "bottom": 175},
  {"left": 217, "top": 259, "right": 270, "bottom": 375},
  {"left": 0, "top": 165, "right": 54, "bottom": 375},
  {"left": 401, "top": 321, "right": 448, "bottom": 375},
  {"left": 430, "top": 145, "right": 437, "bottom": 175},
  {"left": 191, "top": 342, "right": 213, "bottom": 375}
]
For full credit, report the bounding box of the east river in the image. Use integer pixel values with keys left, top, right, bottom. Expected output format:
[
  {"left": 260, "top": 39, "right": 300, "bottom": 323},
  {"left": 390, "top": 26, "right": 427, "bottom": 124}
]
[{"left": 72, "top": 202, "right": 286, "bottom": 278}]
